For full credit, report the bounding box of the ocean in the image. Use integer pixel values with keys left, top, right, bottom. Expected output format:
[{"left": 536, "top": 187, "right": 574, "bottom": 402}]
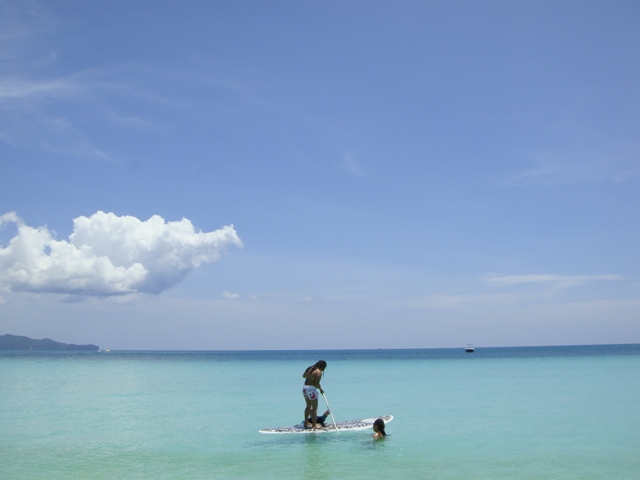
[{"left": 1, "top": 345, "right": 639, "bottom": 479}]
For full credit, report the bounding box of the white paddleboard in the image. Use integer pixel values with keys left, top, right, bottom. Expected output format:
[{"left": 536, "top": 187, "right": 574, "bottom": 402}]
[{"left": 259, "top": 415, "right": 393, "bottom": 434}]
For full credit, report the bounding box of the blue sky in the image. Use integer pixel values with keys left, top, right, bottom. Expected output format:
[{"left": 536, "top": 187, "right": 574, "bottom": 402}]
[{"left": 1, "top": 0, "right": 639, "bottom": 349}]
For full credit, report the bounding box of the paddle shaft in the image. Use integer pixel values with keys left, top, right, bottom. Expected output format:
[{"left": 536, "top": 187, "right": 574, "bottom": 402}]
[{"left": 322, "top": 392, "right": 339, "bottom": 433}]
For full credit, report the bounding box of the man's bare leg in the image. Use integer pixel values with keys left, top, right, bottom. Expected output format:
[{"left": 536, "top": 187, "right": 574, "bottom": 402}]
[
  {"left": 304, "top": 399, "right": 312, "bottom": 428},
  {"left": 310, "top": 399, "right": 320, "bottom": 428}
]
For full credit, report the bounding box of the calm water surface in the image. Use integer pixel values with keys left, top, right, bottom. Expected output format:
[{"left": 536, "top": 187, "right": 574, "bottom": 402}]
[{"left": 1, "top": 345, "right": 639, "bottom": 479}]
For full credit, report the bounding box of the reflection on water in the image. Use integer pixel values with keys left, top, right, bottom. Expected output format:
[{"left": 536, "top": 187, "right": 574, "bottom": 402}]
[{"left": 302, "top": 435, "right": 324, "bottom": 480}]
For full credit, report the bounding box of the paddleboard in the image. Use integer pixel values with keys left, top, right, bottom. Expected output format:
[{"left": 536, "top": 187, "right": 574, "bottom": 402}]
[{"left": 259, "top": 415, "right": 393, "bottom": 434}]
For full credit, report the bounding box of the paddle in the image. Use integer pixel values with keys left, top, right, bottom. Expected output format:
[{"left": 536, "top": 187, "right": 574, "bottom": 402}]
[{"left": 322, "top": 392, "right": 339, "bottom": 433}]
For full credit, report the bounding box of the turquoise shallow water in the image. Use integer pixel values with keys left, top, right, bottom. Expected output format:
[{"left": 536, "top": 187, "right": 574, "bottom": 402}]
[{"left": 2, "top": 345, "right": 640, "bottom": 479}]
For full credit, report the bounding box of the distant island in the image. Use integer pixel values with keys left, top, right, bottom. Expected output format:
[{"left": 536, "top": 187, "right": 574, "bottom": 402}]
[{"left": 0, "top": 334, "right": 99, "bottom": 351}]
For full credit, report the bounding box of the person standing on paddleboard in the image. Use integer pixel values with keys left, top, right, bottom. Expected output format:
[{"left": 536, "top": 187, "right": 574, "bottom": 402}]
[{"left": 302, "top": 360, "right": 326, "bottom": 429}]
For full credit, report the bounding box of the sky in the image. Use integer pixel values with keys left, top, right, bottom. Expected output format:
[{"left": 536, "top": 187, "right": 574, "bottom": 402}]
[{"left": 1, "top": 0, "right": 639, "bottom": 350}]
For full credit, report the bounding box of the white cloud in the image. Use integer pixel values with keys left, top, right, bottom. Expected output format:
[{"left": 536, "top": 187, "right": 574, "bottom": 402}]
[
  {"left": 409, "top": 292, "right": 524, "bottom": 310},
  {"left": 482, "top": 273, "right": 620, "bottom": 290},
  {"left": 343, "top": 152, "right": 365, "bottom": 176},
  {"left": 221, "top": 291, "right": 240, "bottom": 300},
  {"left": 0, "top": 77, "right": 82, "bottom": 100},
  {"left": 0, "top": 211, "right": 242, "bottom": 296},
  {"left": 409, "top": 274, "right": 623, "bottom": 311},
  {"left": 0, "top": 1, "right": 56, "bottom": 63},
  {"left": 498, "top": 150, "right": 639, "bottom": 187}
]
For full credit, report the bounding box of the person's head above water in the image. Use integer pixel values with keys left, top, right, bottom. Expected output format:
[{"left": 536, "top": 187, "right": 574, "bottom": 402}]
[
  {"left": 315, "top": 360, "right": 327, "bottom": 371},
  {"left": 373, "top": 418, "right": 387, "bottom": 437}
]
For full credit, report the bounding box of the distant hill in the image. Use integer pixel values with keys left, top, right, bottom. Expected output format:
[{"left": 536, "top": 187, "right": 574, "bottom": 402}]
[{"left": 0, "top": 334, "right": 99, "bottom": 351}]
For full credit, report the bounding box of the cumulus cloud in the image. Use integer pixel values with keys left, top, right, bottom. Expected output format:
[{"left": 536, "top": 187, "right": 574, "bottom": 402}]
[{"left": 0, "top": 211, "right": 242, "bottom": 296}]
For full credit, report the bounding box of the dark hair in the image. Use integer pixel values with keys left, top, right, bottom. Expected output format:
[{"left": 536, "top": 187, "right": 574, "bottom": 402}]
[
  {"left": 373, "top": 418, "right": 386, "bottom": 436},
  {"left": 304, "top": 360, "right": 327, "bottom": 377}
]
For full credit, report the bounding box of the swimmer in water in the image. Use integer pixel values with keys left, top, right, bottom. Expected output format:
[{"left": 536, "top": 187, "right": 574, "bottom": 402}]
[{"left": 372, "top": 418, "right": 387, "bottom": 439}]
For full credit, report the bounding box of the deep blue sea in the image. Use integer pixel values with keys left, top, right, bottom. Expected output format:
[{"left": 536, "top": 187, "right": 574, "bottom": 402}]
[{"left": 2, "top": 345, "right": 639, "bottom": 479}]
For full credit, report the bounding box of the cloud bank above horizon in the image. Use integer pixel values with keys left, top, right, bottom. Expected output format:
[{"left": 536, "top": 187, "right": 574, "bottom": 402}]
[
  {"left": 0, "top": 211, "right": 242, "bottom": 297},
  {"left": 482, "top": 273, "right": 621, "bottom": 290}
]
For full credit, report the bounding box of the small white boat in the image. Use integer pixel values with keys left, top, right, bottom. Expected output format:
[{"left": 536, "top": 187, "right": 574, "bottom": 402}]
[{"left": 465, "top": 344, "right": 475, "bottom": 353}]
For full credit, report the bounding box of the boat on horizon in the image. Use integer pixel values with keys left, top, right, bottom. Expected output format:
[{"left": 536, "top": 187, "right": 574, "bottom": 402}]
[{"left": 465, "top": 344, "right": 475, "bottom": 353}]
